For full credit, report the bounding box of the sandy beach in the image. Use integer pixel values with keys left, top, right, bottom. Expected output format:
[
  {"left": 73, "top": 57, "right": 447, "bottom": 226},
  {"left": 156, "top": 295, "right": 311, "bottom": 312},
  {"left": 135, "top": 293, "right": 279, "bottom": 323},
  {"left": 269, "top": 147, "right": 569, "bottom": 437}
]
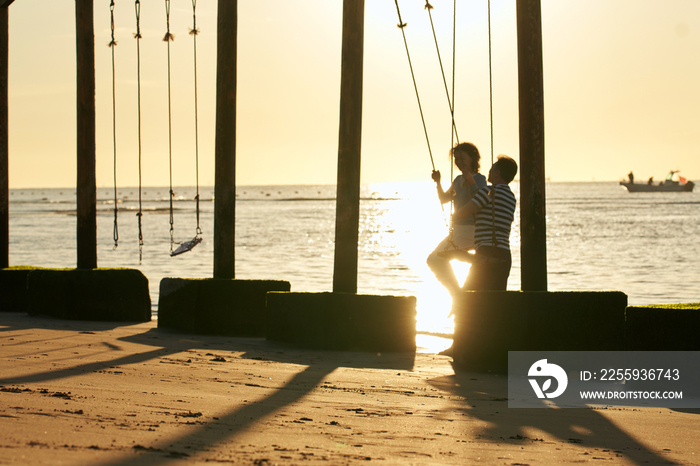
[{"left": 0, "top": 312, "right": 698, "bottom": 465}]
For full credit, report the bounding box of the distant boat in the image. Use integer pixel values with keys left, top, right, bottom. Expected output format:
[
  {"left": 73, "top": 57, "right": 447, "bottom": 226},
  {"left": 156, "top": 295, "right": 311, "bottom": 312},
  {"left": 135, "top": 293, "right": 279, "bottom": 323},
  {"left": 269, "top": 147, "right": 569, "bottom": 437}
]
[{"left": 620, "top": 170, "right": 694, "bottom": 193}]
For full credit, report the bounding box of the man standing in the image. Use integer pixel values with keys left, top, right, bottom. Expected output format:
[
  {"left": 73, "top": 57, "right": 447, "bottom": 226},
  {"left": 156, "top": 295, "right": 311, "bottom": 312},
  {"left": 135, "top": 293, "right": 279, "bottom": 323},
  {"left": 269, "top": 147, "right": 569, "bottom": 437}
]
[{"left": 452, "top": 155, "right": 518, "bottom": 290}]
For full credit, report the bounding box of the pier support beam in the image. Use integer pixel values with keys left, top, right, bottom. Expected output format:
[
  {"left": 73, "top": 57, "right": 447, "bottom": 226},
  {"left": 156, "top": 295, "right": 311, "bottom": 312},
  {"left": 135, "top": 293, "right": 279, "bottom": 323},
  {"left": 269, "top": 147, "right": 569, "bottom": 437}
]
[
  {"left": 0, "top": 5, "right": 8, "bottom": 269},
  {"left": 333, "top": 0, "right": 364, "bottom": 294},
  {"left": 516, "top": 0, "right": 547, "bottom": 291},
  {"left": 76, "top": 0, "right": 97, "bottom": 269},
  {"left": 213, "top": 0, "right": 237, "bottom": 279}
]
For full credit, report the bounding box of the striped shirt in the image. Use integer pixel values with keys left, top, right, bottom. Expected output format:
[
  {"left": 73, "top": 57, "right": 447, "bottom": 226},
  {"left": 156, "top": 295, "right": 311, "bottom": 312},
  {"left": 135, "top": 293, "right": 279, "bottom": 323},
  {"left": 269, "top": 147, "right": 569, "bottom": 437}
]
[{"left": 471, "top": 184, "right": 517, "bottom": 251}]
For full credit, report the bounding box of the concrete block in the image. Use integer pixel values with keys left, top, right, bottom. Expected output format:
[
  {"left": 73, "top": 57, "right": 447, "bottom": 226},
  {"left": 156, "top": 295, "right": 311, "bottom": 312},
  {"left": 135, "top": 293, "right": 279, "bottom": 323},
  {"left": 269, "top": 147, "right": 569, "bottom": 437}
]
[
  {"left": 157, "top": 278, "right": 291, "bottom": 336},
  {"left": 452, "top": 291, "right": 628, "bottom": 372},
  {"left": 1, "top": 266, "right": 45, "bottom": 313},
  {"left": 626, "top": 303, "right": 700, "bottom": 351},
  {"left": 266, "top": 292, "right": 417, "bottom": 352},
  {"left": 27, "top": 268, "right": 151, "bottom": 322}
]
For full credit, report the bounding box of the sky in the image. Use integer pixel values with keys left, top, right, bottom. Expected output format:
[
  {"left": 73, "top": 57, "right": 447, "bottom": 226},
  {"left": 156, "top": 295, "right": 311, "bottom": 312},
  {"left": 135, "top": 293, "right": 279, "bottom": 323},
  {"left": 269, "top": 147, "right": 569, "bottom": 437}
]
[{"left": 6, "top": 0, "right": 700, "bottom": 188}]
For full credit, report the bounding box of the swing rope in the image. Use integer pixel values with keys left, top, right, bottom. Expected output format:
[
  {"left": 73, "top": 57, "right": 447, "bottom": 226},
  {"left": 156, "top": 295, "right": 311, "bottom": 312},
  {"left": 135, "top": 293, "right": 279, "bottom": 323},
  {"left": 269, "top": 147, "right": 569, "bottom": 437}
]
[
  {"left": 448, "top": 0, "right": 457, "bottom": 243},
  {"left": 451, "top": 0, "right": 457, "bottom": 144},
  {"left": 163, "top": 0, "right": 176, "bottom": 253},
  {"left": 443, "top": 0, "right": 462, "bottom": 251},
  {"left": 450, "top": 0, "right": 456, "bottom": 189},
  {"left": 109, "top": 0, "right": 119, "bottom": 250},
  {"left": 163, "top": 0, "right": 175, "bottom": 254},
  {"left": 165, "top": 0, "right": 203, "bottom": 258},
  {"left": 134, "top": 0, "right": 144, "bottom": 263},
  {"left": 419, "top": 1, "right": 462, "bottom": 246},
  {"left": 190, "top": 0, "right": 202, "bottom": 237},
  {"left": 487, "top": 0, "right": 495, "bottom": 165},
  {"left": 424, "top": 1, "right": 459, "bottom": 145},
  {"left": 392, "top": 0, "right": 435, "bottom": 172}
]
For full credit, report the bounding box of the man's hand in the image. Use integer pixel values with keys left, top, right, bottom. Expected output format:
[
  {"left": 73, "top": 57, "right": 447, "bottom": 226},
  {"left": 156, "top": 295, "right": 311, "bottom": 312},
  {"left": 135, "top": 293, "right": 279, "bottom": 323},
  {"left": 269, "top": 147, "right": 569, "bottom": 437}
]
[{"left": 431, "top": 170, "right": 441, "bottom": 184}]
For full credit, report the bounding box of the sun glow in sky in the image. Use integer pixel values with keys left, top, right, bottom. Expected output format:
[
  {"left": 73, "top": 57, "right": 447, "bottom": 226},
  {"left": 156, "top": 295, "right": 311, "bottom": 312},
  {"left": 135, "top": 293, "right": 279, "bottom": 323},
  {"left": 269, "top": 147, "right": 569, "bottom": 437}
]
[{"left": 7, "top": 0, "right": 700, "bottom": 188}]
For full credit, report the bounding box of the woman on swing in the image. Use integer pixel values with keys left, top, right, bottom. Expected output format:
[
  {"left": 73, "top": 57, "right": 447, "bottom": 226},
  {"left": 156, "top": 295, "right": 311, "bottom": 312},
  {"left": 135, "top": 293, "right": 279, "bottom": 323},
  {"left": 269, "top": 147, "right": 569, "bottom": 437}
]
[{"left": 427, "top": 142, "right": 487, "bottom": 296}]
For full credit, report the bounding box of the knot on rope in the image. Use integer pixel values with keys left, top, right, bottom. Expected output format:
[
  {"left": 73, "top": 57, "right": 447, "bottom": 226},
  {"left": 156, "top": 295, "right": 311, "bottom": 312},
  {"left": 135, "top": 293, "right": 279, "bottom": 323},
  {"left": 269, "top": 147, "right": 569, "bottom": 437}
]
[
  {"left": 424, "top": 1, "right": 434, "bottom": 10},
  {"left": 163, "top": 32, "right": 175, "bottom": 42},
  {"left": 397, "top": 22, "right": 407, "bottom": 29},
  {"left": 109, "top": 0, "right": 117, "bottom": 48},
  {"left": 113, "top": 206, "right": 119, "bottom": 250},
  {"left": 190, "top": 0, "right": 199, "bottom": 36},
  {"left": 134, "top": 0, "right": 142, "bottom": 40}
]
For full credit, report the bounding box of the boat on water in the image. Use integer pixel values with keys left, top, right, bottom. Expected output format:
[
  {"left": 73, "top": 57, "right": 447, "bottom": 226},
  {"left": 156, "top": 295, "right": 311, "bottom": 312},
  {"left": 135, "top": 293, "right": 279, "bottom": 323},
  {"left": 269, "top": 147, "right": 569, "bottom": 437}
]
[{"left": 620, "top": 170, "right": 694, "bottom": 193}]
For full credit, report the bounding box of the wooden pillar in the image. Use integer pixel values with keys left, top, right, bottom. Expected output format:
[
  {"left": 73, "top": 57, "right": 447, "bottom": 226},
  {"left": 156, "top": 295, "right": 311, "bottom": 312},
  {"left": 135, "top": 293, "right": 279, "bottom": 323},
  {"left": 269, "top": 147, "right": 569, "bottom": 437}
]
[
  {"left": 213, "top": 0, "right": 237, "bottom": 279},
  {"left": 0, "top": 5, "right": 7, "bottom": 269},
  {"left": 332, "top": 0, "right": 364, "bottom": 294},
  {"left": 76, "top": 0, "right": 97, "bottom": 270},
  {"left": 516, "top": 0, "right": 547, "bottom": 291}
]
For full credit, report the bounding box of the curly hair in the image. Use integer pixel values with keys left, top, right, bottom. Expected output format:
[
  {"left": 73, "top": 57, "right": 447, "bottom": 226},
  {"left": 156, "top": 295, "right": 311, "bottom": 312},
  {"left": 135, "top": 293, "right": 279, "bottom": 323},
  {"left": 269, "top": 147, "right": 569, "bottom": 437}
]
[{"left": 450, "top": 142, "right": 481, "bottom": 172}]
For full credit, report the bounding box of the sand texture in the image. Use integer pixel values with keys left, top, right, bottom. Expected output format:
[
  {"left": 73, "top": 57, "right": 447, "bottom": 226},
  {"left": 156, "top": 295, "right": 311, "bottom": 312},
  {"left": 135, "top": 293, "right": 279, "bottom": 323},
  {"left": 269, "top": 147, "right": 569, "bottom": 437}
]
[{"left": 0, "top": 312, "right": 698, "bottom": 465}]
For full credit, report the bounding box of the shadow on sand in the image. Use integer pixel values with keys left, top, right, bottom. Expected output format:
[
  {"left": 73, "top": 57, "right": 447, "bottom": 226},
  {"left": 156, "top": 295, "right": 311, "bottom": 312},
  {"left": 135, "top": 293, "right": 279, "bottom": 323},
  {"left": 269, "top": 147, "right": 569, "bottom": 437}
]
[
  {"left": 0, "top": 313, "right": 685, "bottom": 465},
  {"left": 427, "top": 363, "right": 682, "bottom": 465},
  {"left": 0, "top": 313, "right": 413, "bottom": 465}
]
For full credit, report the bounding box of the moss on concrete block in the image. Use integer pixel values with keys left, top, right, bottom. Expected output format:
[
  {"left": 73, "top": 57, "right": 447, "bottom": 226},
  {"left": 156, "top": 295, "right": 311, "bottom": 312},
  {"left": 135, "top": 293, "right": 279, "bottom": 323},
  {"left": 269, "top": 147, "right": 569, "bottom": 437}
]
[
  {"left": 636, "top": 303, "right": 700, "bottom": 310},
  {"left": 626, "top": 303, "right": 700, "bottom": 351},
  {"left": 27, "top": 268, "right": 151, "bottom": 322},
  {"left": 1, "top": 266, "right": 48, "bottom": 313},
  {"left": 157, "top": 278, "right": 291, "bottom": 336},
  {"left": 266, "top": 292, "right": 417, "bottom": 352},
  {"left": 452, "top": 291, "right": 628, "bottom": 372}
]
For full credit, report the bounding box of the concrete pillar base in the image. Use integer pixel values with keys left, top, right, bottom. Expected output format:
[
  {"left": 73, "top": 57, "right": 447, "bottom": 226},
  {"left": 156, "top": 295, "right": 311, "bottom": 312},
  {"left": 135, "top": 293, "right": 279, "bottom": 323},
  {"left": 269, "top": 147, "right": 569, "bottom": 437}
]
[
  {"left": 452, "top": 291, "right": 628, "bottom": 373},
  {"left": 266, "top": 292, "right": 417, "bottom": 352},
  {"left": 27, "top": 268, "right": 151, "bottom": 322},
  {"left": 158, "top": 278, "right": 291, "bottom": 336}
]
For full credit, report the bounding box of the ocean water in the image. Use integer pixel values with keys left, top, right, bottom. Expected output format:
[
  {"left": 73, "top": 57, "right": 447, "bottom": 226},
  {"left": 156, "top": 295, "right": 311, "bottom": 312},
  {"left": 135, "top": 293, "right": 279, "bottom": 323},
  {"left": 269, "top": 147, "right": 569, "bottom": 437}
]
[{"left": 7, "top": 181, "right": 700, "bottom": 336}]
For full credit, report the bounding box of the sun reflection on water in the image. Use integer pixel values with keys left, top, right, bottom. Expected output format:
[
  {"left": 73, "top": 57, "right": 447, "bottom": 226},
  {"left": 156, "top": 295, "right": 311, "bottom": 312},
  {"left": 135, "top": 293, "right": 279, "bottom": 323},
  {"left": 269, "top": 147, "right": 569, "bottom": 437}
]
[{"left": 361, "top": 181, "right": 479, "bottom": 352}]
